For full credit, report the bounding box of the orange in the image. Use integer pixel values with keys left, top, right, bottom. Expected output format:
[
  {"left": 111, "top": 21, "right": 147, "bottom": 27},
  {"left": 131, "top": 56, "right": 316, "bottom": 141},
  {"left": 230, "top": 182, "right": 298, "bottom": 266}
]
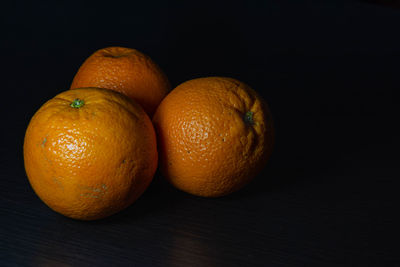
[
  {"left": 23, "top": 88, "right": 158, "bottom": 220},
  {"left": 70, "top": 46, "right": 170, "bottom": 116},
  {"left": 153, "top": 77, "right": 274, "bottom": 197}
]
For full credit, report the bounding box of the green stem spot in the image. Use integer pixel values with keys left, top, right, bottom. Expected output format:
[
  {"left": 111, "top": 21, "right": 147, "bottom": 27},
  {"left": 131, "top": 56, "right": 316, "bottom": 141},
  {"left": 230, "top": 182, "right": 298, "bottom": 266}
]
[
  {"left": 244, "top": 111, "right": 254, "bottom": 125},
  {"left": 70, "top": 98, "right": 85, "bottom": 108}
]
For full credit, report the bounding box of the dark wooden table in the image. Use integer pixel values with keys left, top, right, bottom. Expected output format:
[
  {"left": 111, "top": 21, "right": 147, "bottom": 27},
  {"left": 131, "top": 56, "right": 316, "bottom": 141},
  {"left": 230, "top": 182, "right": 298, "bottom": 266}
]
[{"left": 1, "top": 1, "right": 400, "bottom": 266}]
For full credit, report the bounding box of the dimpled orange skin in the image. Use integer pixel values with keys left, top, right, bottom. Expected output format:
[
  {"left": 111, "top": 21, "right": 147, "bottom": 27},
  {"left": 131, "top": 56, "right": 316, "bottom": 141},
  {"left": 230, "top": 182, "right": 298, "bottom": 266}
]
[
  {"left": 23, "top": 88, "right": 158, "bottom": 220},
  {"left": 70, "top": 46, "right": 170, "bottom": 116},
  {"left": 153, "top": 77, "right": 274, "bottom": 197}
]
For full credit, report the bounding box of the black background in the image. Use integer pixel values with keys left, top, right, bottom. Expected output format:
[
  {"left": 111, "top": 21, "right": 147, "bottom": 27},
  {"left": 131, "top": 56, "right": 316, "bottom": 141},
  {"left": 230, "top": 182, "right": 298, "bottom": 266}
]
[{"left": 1, "top": 0, "right": 400, "bottom": 266}]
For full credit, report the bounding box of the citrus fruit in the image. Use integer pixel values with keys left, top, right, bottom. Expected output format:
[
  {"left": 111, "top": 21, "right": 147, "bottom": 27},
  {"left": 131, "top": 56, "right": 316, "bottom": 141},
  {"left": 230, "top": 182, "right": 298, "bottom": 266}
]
[
  {"left": 153, "top": 77, "right": 274, "bottom": 197},
  {"left": 23, "top": 88, "right": 158, "bottom": 220},
  {"left": 70, "top": 46, "right": 170, "bottom": 116}
]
